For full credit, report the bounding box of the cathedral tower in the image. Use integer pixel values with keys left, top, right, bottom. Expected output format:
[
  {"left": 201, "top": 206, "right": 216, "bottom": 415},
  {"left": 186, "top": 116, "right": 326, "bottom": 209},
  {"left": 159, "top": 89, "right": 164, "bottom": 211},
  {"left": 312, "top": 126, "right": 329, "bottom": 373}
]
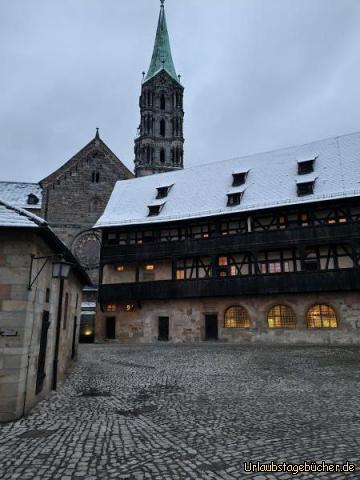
[{"left": 135, "top": 0, "right": 184, "bottom": 177}]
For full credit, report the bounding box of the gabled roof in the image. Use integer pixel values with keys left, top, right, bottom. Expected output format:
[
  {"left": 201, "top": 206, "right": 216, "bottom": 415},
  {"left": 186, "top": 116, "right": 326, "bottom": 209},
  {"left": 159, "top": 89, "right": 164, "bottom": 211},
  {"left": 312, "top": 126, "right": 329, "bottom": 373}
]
[
  {"left": 95, "top": 131, "right": 360, "bottom": 228},
  {"left": 144, "top": 1, "right": 179, "bottom": 84},
  {"left": 40, "top": 130, "right": 133, "bottom": 186},
  {"left": 0, "top": 182, "right": 42, "bottom": 210}
]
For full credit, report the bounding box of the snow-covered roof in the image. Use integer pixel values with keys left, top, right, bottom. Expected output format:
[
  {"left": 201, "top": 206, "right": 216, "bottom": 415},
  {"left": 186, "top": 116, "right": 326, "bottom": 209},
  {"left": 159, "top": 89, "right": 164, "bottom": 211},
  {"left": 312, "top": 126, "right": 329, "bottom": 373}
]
[
  {"left": 96, "top": 131, "right": 360, "bottom": 228},
  {"left": 0, "top": 199, "right": 46, "bottom": 228},
  {"left": 81, "top": 302, "right": 97, "bottom": 309},
  {"left": 0, "top": 182, "right": 42, "bottom": 210}
]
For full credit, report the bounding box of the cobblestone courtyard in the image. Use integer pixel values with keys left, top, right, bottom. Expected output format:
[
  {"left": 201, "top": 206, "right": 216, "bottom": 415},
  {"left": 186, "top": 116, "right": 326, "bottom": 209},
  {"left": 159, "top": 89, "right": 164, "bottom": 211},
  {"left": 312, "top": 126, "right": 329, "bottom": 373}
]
[{"left": 1, "top": 344, "right": 360, "bottom": 479}]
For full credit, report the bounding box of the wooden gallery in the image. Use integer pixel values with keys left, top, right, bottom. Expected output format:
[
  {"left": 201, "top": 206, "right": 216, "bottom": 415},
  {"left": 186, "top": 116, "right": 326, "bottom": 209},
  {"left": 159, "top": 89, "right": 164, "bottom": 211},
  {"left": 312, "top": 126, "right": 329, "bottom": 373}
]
[{"left": 95, "top": 132, "right": 360, "bottom": 344}]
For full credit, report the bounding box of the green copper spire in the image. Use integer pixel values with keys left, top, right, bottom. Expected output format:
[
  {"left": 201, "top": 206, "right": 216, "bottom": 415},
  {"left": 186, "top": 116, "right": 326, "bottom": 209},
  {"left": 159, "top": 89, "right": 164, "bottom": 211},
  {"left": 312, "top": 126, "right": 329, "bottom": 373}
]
[{"left": 144, "top": 0, "right": 179, "bottom": 83}]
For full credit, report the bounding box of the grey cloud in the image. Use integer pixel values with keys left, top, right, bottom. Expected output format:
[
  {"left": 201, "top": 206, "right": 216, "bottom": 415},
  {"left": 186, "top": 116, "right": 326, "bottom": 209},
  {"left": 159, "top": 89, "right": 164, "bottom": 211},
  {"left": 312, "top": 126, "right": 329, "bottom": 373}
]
[{"left": 1, "top": 0, "right": 360, "bottom": 181}]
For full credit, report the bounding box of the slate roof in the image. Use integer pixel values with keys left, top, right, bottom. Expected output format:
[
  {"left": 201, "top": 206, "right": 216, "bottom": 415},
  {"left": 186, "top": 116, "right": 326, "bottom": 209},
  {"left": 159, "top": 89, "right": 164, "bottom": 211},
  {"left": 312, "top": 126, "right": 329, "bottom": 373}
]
[
  {"left": 144, "top": 1, "right": 179, "bottom": 83},
  {"left": 96, "top": 131, "right": 360, "bottom": 228},
  {"left": 0, "top": 182, "right": 42, "bottom": 210}
]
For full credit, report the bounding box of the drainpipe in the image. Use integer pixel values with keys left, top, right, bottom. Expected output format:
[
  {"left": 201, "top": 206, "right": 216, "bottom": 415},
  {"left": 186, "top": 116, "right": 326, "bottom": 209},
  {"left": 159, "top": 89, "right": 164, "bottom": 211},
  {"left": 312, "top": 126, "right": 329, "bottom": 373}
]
[{"left": 52, "top": 278, "right": 64, "bottom": 390}]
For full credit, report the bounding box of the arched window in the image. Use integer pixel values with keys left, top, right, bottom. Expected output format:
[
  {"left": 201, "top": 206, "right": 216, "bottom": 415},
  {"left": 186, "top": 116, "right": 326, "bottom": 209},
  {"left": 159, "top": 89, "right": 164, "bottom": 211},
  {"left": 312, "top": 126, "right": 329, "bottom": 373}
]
[
  {"left": 160, "top": 149, "right": 166, "bottom": 163},
  {"left": 267, "top": 305, "right": 296, "bottom": 329},
  {"left": 160, "top": 94, "right": 166, "bottom": 110},
  {"left": 89, "top": 197, "right": 101, "bottom": 213},
  {"left": 160, "top": 119, "right": 166, "bottom": 137},
  {"left": 224, "top": 306, "right": 250, "bottom": 328},
  {"left": 91, "top": 171, "right": 100, "bottom": 183},
  {"left": 307, "top": 305, "right": 338, "bottom": 328}
]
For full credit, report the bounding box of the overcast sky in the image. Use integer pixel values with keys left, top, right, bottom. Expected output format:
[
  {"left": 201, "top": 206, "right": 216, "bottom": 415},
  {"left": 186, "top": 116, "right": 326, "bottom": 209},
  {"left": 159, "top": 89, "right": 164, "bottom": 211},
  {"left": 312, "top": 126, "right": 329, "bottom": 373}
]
[{"left": 1, "top": 0, "right": 360, "bottom": 182}]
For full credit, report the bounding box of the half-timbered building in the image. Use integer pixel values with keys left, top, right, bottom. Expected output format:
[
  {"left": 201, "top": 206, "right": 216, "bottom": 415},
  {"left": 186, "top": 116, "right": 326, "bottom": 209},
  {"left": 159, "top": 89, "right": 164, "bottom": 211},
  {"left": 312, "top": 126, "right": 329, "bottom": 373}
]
[{"left": 96, "top": 131, "right": 360, "bottom": 344}]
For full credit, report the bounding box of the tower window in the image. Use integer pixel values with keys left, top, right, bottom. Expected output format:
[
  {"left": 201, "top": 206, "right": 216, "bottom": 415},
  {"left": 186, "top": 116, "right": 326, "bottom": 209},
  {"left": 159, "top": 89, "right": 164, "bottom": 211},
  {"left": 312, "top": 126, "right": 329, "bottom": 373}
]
[
  {"left": 91, "top": 171, "right": 100, "bottom": 183},
  {"left": 160, "top": 94, "right": 166, "bottom": 110},
  {"left": 227, "top": 192, "right": 243, "bottom": 207},
  {"left": 160, "top": 119, "right": 166, "bottom": 137},
  {"left": 160, "top": 148, "right": 166, "bottom": 163},
  {"left": 297, "top": 181, "right": 314, "bottom": 196}
]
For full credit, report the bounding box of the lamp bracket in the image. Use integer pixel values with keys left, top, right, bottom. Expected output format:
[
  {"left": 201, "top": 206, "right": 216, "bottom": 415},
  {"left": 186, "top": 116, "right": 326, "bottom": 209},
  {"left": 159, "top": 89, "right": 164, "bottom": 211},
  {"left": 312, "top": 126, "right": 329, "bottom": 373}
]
[{"left": 28, "top": 255, "right": 53, "bottom": 291}]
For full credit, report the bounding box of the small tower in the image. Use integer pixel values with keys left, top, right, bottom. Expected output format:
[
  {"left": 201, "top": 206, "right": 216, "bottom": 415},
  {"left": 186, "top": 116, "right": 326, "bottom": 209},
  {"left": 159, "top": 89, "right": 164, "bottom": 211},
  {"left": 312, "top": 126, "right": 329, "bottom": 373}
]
[{"left": 135, "top": 0, "right": 184, "bottom": 177}]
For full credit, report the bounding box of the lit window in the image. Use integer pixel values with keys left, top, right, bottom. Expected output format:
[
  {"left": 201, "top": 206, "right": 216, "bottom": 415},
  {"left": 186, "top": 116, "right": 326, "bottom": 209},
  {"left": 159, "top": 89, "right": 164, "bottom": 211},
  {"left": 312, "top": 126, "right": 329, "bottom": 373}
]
[
  {"left": 224, "top": 306, "right": 250, "bottom": 328},
  {"left": 106, "top": 304, "right": 116, "bottom": 312},
  {"left": 307, "top": 305, "right": 338, "bottom": 328},
  {"left": 270, "top": 263, "right": 282, "bottom": 273},
  {"left": 267, "top": 305, "right": 296, "bottom": 329},
  {"left": 230, "top": 265, "right": 237, "bottom": 276},
  {"left": 145, "top": 264, "right": 154, "bottom": 271},
  {"left": 125, "top": 304, "right": 136, "bottom": 312},
  {"left": 278, "top": 216, "right": 287, "bottom": 229},
  {"left": 299, "top": 213, "right": 309, "bottom": 227},
  {"left": 116, "top": 265, "right": 125, "bottom": 272},
  {"left": 218, "top": 256, "right": 228, "bottom": 266},
  {"left": 176, "top": 269, "right": 185, "bottom": 280}
]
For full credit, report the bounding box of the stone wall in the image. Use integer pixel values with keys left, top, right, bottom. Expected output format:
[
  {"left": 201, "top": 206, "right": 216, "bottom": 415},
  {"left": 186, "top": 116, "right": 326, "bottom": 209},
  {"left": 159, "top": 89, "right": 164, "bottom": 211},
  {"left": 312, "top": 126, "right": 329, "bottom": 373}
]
[
  {"left": 95, "top": 292, "right": 360, "bottom": 345},
  {"left": 0, "top": 230, "right": 84, "bottom": 422},
  {"left": 40, "top": 136, "right": 133, "bottom": 283}
]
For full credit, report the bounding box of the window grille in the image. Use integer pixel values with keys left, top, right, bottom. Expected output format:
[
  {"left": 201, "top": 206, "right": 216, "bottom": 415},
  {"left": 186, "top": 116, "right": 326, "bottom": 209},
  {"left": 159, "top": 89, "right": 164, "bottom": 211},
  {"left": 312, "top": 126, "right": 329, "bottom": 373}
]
[
  {"left": 224, "top": 306, "right": 250, "bottom": 328},
  {"left": 307, "top": 305, "right": 338, "bottom": 328},
  {"left": 267, "top": 305, "right": 296, "bottom": 328}
]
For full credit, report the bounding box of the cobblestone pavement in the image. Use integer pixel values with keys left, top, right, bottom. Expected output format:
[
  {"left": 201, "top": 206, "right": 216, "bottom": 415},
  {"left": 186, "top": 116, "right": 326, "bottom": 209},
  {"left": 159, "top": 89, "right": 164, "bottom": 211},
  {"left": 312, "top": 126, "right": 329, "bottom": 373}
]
[{"left": 1, "top": 344, "right": 360, "bottom": 479}]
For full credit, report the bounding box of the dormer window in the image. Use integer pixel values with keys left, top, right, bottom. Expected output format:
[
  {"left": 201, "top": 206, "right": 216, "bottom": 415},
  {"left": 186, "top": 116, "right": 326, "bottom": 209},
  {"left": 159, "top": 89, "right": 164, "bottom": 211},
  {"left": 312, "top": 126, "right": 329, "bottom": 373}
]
[
  {"left": 297, "top": 181, "right": 315, "bottom": 197},
  {"left": 27, "top": 194, "right": 39, "bottom": 205},
  {"left": 232, "top": 171, "right": 248, "bottom": 187},
  {"left": 298, "top": 160, "right": 315, "bottom": 175},
  {"left": 148, "top": 203, "right": 165, "bottom": 217},
  {"left": 227, "top": 192, "right": 243, "bottom": 207},
  {"left": 156, "top": 185, "right": 173, "bottom": 199},
  {"left": 297, "top": 156, "right": 317, "bottom": 175}
]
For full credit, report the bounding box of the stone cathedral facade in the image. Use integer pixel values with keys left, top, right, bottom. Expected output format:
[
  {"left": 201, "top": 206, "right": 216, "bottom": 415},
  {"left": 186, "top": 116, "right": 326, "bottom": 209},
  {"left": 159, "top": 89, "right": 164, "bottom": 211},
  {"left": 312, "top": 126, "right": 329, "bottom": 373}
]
[{"left": 134, "top": 0, "right": 184, "bottom": 177}]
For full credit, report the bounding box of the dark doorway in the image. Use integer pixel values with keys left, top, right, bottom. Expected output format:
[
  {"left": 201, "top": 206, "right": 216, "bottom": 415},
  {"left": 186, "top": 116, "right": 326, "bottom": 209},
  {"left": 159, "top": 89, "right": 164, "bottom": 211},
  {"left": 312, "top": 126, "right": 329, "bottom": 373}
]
[
  {"left": 205, "top": 314, "right": 218, "bottom": 341},
  {"left": 106, "top": 317, "right": 116, "bottom": 340},
  {"left": 36, "top": 311, "right": 50, "bottom": 395},
  {"left": 158, "top": 317, "right": 169, "bottom": 341}
]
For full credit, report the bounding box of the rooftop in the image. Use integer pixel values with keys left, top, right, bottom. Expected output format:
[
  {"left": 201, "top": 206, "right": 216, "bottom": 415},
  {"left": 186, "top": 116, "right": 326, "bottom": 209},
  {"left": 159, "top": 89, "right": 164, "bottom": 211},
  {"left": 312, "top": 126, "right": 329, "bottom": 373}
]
[
  {"left": 144, "top": 1, "right": 179, "bottom": 84},
  {"left": 95, "top": 131, "right": 360, "bottom": 228},
  {"left": 0, "top": 199, "right": 46, "bottom": 228},
  {"left": 0, "top": 182, "right": 42, "bottom": 210}
]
